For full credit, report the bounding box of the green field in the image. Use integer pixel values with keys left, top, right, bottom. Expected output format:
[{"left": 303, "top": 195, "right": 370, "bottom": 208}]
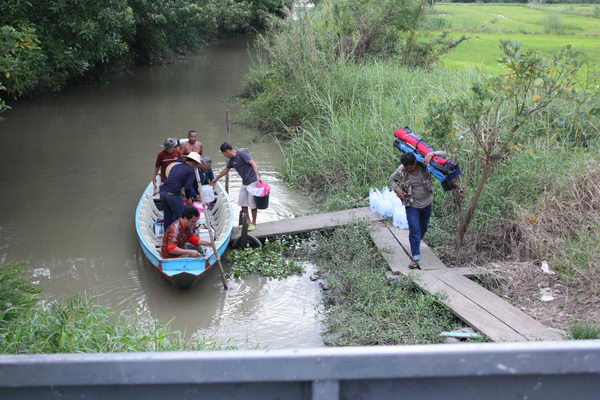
[{"left": 432, "top": 3, "right": 600, "bottom": 73}]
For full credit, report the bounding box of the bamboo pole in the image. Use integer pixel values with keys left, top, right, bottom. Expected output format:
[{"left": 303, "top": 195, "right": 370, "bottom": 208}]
[
  {"left": 225, "top": 110, "right": 231, "bottom": 194},
  {"left": 195, "top": 169, "right": 228, "bottom": 290}
]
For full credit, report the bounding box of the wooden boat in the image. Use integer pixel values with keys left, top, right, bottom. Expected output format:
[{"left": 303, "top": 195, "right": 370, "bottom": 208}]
[{"left": 135, "top": 181, "right": 234, "bottom": 288}]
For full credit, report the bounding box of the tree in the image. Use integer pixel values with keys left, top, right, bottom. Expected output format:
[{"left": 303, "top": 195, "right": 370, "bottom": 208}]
[{"left": 428, "top": 41, "right": 586, "bottom": 248}]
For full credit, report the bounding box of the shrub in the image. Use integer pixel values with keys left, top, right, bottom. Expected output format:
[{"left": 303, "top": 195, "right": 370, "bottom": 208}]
[
  {"left": 0, "top": 25, "right": 44, "bottom": 99},
  {"left": 570, "top": 321, "right": 600, "bottom": 340}
]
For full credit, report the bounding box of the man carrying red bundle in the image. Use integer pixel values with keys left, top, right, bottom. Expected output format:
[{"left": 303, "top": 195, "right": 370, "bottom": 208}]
[{"left": 390, "top": 152, "right": 435, "bottom": 270}]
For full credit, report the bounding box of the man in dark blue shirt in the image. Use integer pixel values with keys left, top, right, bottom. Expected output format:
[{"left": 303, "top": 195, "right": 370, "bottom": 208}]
[
  {"left": 213, "top": 143, "right": 262, "bottom": 231},
  {"left": 160, "top": 152, "right": 202, "bottom": 230}
]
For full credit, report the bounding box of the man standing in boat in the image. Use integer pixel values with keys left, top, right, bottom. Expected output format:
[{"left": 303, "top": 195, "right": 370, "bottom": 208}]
[
  {"left": 212, "top": 143, "right": 261, "bottom": 231},
  {"left": 152, "top": 138, "right": 181, "bottom": 187},
  {"left": 161, "top": 206, "right": 211, "bottom": 258},
  {"left": 389, "top": 152, "right": 435, "bottom": 270},
  {"left": 178, "top": 130, "right": 203, "bottom": 156},
  {"left": 160, "top": 152, "right": 203, "bottom": 230}
]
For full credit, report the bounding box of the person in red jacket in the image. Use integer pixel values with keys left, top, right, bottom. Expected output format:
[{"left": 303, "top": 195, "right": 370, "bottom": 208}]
[
  {"left": 161, "top": 206, "right": 211, "bottom": 258},
  {"left": 152, "top": 138, "right": 181, "bottom": 186}
]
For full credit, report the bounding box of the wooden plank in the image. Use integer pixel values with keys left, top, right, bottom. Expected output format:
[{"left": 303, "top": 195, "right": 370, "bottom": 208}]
[
  {"left": 450, "top": 266, "right": 482, "bottom": 277},
  {"left": 232, "top": 207, "right": 381, "bottom": 239},
  {"left": 368, "top": 224, "right": 411, "bottom": 276},
  {"left": 413, "top": 271, "right": 528, "bottom": 342},
  {"left": 368, "top": 225, "right": 525, "bottom": 341},
  {"left": 431, "top": 269, "right": 563, "bottom": 341},
  {"left": 388, "top": 227, "right": 447, "bottom": 271}
]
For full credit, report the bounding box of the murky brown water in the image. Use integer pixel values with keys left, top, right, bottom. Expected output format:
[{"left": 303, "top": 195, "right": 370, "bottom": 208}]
[{"left": 0, "top": 37, "right": 323, "bottom": 349}]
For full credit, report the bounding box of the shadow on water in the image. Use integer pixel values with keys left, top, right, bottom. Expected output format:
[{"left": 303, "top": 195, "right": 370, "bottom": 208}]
[{"left": 0, "top": 37, "right": 323, "bottom": 349}]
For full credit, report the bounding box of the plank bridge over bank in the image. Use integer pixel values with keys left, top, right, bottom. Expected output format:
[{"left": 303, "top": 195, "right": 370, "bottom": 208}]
[{"left": 234, "top": 207, "right": 563, "bottom": 342}]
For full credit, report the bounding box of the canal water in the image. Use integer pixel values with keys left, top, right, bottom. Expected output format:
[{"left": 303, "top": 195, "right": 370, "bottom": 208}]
[{"left": 0, "top": 37, "right": 323, "bottom": 349}]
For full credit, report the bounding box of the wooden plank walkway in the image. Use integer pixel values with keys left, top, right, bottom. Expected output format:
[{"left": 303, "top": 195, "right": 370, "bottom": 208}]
[
  {"left": 232, "top": 207, "right": 562, "bottom": 342},
  {"left": 232, "top": 207, "right": 380, "bottom": 239},
  {"left": 370, "top": 222, "right": 563, "bottom": 342}
]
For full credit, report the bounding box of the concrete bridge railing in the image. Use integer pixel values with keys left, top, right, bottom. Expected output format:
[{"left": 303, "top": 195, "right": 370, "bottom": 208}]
[{"left": 1, "top": 340, "right": 599, "bottom": 399}]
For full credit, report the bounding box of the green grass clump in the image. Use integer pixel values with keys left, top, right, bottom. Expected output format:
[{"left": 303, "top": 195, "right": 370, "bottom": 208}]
[
  {"left": 313, "top": 223, "right": 461, "bottom": 345},
  {"left": 570, "top": 322, "right": 600, "bottom": 340},
  {"left": 0, "top": 261, "right": 227, "bottom": 354},
  {"left": 0, "top": 261, "right": 39, "bottom": 322},
  {"left": 227, "top": 239, "right": 304, "bottom": 278}
]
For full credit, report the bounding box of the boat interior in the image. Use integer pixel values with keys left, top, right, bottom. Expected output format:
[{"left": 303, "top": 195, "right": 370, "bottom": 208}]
[{"left": 137, "top": 182, "right": 233, "bottom": 259}]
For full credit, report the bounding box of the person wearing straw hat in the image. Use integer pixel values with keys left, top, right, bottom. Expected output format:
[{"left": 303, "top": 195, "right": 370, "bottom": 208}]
[
  {"left": 152, "top": 138, "right": 181, "bottom": 187},
  {"left": 159, "top": 152, "right": 202, "bottom": 230}
]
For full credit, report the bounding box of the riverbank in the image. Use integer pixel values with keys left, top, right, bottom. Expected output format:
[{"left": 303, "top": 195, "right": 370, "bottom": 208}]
[
  {"left": 0, "top": 0, "right": 292, "bottom": 114},
  {"left": 240, "top": 0, "right": 600, "bottom": 338},
  {"left": 0, "top": 261, "right": 231, "bottom": 353}
]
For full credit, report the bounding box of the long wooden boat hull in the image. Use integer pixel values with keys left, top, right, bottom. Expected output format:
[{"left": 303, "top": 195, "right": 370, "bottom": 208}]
[{"left": 135, "top": 181, "right": 234, "bottom": 289}]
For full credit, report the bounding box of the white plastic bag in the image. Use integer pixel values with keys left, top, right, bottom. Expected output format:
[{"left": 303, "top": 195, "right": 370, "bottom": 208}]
[
  {"left": 392, "top": 205, "right": 408, "bottom": 229},
  {"left": 369, "top": 188, "right": 382, "bottom": 214},
  {"left": 201, "top": 185, "right": 215, "bottom": 203}
]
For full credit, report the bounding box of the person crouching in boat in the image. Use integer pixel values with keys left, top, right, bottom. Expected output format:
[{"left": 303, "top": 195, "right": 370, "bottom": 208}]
[
  {"left": 161, "top": 206, "right": 211, "bottom": 258},
  {"left": 159, "top": 152, "right": 202, "bottom": 230},
  {"left": 389, "top": 152, "right": 434, "bottom": 270}
]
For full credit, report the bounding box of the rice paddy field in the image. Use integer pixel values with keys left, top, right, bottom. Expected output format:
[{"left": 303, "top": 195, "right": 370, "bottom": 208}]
[{"left": 432, "top": 3, "right": 600, "bottom": 73}]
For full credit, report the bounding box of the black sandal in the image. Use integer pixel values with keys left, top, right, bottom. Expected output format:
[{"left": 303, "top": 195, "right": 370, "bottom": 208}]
[{"left": 408, "top": 260, "right": 420, "bottom": 270}]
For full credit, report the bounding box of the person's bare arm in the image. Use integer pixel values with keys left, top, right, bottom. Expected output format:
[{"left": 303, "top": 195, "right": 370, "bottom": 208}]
[
  {"left": 248, "top": 159, "right": 261, "bottom": 182},
  {"left": 198, "top": 142, "right": 203, "bottom": 156},
  {"left": 423, "top": 152, "right": 434, "bottom": 166},
  {"left": 152, "top": 166, "right": 160, "bottom": 185},
  {"left": 169, "top": 247, "right": 201, "bottom": 258},
  {"left": 212, "top": 167, "right": 231, "bottom": 187},
  {"left": 389, "top": 165, "right": 406, "bottom": 200}
]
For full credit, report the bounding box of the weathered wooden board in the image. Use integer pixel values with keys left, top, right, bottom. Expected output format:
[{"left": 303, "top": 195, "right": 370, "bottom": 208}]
[
  {"left": 415, "top": 271, "right": 528, "bottom": 342},
  {"left": 368, "top": 225, "right": 526, "bottom": 341},
  {"left": 232, "top": 207, "right": 381, "bottom": 239},
  {"left": 431, "top": 269, "right": 564, "bottom": 341},
  {"left": 368, "top": 224, "right": 411, "bottom": 276},
  {"left": 388, "top": 227, "right": 447, "bottom": 271},
  {"left": 449, "top": 266, "right": 482, "bottom": 278}
]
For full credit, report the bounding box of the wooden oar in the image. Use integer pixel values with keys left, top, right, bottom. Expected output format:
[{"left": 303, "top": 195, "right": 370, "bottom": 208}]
[{"left": 194, "top": 169, "right": 228, "bottom": 290}]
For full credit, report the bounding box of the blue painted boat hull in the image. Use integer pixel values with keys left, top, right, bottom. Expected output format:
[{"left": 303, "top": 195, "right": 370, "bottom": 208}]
[{"left": 135, "top": 182, "right": 234, "bottom": 289}]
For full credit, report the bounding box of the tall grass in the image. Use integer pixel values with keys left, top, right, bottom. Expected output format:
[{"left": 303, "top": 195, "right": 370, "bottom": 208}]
[
  {"left": 313, "top": 223, "right": 462, "bottom": 345},
  {"left": 241, "top": 0, "right": 600, "bottom": 267},
  {"left": 0, "top": 261, "right": 226, "bottom": 354}
]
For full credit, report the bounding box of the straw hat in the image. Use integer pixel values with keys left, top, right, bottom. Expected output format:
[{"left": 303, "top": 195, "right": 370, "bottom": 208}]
[
  {"left": 165, "top": 162, "right": 181, "bottom": 178},
  {"left": 184, "top": 152, "right": 202, "bottom": 164}
]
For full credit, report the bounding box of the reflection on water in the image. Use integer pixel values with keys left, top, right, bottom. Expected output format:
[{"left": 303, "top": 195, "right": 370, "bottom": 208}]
[{"left": 0, "top": 37, "right": 323, "bottom": 349}]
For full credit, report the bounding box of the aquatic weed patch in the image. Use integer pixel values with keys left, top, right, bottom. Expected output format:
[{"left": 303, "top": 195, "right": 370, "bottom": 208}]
[
  {"left": 313, "top": 223, "right": 461, "bottom": 345},
  {"left": 227, "top": 239, "right": 304, "bottom": 278}
]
